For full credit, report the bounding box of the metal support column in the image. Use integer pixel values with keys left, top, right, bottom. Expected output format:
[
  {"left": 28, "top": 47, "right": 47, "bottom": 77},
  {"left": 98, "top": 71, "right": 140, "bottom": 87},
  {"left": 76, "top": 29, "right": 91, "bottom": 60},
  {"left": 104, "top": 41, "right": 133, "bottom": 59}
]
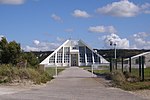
[
  {"left": 129, "top": 57, "right": 131, "bottom": 73},
  {"left": 121, "top": 57, "right": 124, "bottom": 72}
]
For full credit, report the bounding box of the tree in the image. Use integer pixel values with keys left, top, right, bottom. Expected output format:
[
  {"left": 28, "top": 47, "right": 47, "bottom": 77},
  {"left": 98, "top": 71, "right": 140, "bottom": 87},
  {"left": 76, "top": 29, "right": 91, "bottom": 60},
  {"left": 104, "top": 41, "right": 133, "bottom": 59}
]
[
  {"left": 0, "top": 37, "right": 9, "bottom": 64},
  {"left": 21, "top": 52, "right": 39, "bottom": 67},
  {"left": 0, "top": 37, "right": 39, "bottom": 67},
  {"left": 7, "top": 41, "right": 21, "bottom": 64},
  {"left": 0, "top": 37, "right": 21, "bottom": 64}
]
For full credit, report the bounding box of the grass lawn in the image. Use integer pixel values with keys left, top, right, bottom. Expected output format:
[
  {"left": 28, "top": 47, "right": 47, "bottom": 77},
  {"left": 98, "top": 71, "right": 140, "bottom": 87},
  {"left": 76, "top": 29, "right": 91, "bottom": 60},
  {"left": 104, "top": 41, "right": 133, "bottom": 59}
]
[
  {"left": 92, "top": 69, "right": 110, "bottom": 75},
  {"left": 131, "top": 67, "right": 150, "bottom": 80},
  {"left": 91, "top": 67, "right": 150, "bottom": 91},
  {"left": 79, "top": 66, "right": 91, "bottom": 71},
  {"left": 45, "top": 67, "right": 65, "bottom": 76}
]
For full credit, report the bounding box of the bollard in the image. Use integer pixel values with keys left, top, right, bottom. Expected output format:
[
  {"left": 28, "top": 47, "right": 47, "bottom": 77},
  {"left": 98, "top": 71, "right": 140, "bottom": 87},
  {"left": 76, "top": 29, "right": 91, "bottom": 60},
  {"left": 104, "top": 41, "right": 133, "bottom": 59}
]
[
  {"left": 141, "top": 56, "right": 145, "bottom": 81},
  {"left": 115, "top": 59, "right": 117, "bottom": 70},
  {"left": 129, "top": 57, "right": 131, "bottom": 73},
  {"left": 139, "top": 56, "right": 141, "bottom": 78},
  {"left": 121, "top": 57, "right": 124, "bottom": 72},
  {"left": 109, "top": 58, "right": 112, "bottom": 72}
]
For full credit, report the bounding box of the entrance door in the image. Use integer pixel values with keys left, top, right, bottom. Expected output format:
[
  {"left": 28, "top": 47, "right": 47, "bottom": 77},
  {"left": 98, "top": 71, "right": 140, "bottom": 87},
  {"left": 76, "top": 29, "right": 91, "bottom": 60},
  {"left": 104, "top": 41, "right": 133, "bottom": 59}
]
[{"left": 71, "top": 54, "right": 78, "bottom": 66}]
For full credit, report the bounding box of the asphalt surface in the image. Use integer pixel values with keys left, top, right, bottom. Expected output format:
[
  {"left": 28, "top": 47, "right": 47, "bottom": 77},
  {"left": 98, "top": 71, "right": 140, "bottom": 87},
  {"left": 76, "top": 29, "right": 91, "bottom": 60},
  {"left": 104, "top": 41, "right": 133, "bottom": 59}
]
[{"left": 0, "top": 67, "right": 148, "bottom": 100}]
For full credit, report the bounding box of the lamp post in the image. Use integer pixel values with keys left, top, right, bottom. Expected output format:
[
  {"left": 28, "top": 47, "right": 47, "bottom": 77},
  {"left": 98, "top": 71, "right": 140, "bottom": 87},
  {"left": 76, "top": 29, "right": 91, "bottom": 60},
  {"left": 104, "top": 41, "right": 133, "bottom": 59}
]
[{"left": 109, "top": 40, "right": 117, "bottom": 69}]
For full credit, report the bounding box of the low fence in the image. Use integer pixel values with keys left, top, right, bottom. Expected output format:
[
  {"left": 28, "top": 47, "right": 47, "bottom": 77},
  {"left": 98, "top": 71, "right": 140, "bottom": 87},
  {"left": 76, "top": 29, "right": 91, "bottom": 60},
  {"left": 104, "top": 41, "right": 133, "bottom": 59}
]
[{"left": 109, "top": 56, "right": 150, "bottom": 81}]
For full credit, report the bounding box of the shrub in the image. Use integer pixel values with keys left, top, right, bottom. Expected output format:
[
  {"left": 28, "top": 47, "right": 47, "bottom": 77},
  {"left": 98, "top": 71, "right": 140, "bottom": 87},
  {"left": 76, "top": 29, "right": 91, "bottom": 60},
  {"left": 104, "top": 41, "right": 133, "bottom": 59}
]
[
  {"left": 0, "top": 64, "right": 52, "bottom": 84},
  {"left": 104, "top": 72, "right": 112, "bottom": 80},
  {"left": 123, "top": 71, "right": 131, "bottom": 79},
  {"left": 123, "top": 71, "right": 140, "bottom": 83},
  {"left": 40, "top": 72, "right": 53, "bottom": 83},
  {"left": 111, "top": 70, "right": 126, "bottom": 86}
]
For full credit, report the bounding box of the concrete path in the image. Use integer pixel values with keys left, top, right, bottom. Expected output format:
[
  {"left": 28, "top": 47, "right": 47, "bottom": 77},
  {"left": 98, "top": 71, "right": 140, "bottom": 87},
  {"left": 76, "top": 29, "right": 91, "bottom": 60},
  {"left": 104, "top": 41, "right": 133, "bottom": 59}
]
[{"left": 0, "top": 67, "right": 148, "bottom": 100}]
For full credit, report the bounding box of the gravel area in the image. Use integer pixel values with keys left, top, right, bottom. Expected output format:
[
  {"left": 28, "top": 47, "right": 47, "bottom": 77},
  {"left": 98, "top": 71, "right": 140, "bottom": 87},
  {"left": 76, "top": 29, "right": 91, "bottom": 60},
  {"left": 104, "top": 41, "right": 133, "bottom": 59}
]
[
  {"left": 130, "top": 90, "right": 150, "bottom": 100},
  {"left": 0, "top": 67, "right": 148, "bottom": 100}
]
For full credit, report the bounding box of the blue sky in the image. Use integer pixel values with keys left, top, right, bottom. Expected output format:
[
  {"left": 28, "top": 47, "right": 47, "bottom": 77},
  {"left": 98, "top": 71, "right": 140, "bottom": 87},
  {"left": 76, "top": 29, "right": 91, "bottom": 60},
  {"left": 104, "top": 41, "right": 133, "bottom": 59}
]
[{"left": 0, "top": 0, "right": 150, "bottom": 51}]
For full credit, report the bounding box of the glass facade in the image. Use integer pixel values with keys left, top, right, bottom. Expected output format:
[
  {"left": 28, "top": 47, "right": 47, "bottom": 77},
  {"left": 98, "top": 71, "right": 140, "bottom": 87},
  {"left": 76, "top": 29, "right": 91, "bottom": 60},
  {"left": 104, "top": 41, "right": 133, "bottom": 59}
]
[
  {"left": 49, "top": 54, "right": 55, "bottom": 63},
  {"left": 48, "top": 41, "right": 103, "bottom": 65},
  {"left": 57, "top": 47, "right": 63, "bottom": 63},
  {"left": 86, "top": 47, "right": 93, "bottom": 63},
  {"left": 64, "top": 47, "right": 70, "bottom": 63},
  {"left": 79, "top": 46, "right": 85, "bottom": 63},
  {"left": 94, "top": 53, "right": 100, "bottom": 63}
]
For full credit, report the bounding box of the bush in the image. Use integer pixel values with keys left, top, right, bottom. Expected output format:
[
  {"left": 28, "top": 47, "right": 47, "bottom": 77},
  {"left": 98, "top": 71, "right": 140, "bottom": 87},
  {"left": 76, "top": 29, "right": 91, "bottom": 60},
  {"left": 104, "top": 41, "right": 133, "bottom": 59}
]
[
  {"left": 111, "top": 70, "right": 126, "bottom": 85},
  {"left": 123, "top": 71, "right": 140, "bottom": 83},
  {"left": 40, "top": 72, "right": 53, "bottom": 83},
  {"left": 104, "top": 72, "right": 112, "bottom": 80},
  {"left": 0, "top": 64, "right": 52, "bottom": 84}
]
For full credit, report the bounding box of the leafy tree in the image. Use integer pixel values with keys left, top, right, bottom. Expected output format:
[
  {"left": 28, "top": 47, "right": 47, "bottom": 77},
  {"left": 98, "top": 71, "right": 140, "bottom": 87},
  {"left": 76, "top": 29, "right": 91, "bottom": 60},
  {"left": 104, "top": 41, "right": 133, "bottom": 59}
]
[
  {"left": 0, "top": 37, "right": 21, "bottom": 64},
  {"left": 0, "top": 37, "right": 9, "bottom": 64},
  {"left": 21, "top": 52, "right": 39, "bottom": 67},
  {"left": 7, "top": 41, "right": 21, "bottom": 64}
]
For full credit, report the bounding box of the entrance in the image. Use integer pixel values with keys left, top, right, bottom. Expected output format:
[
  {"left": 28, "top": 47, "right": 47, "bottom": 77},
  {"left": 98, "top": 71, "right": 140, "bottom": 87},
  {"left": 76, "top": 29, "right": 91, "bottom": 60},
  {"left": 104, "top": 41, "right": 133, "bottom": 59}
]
[{"left": 71, "top": 54, "right": 78, "bottom": 66}]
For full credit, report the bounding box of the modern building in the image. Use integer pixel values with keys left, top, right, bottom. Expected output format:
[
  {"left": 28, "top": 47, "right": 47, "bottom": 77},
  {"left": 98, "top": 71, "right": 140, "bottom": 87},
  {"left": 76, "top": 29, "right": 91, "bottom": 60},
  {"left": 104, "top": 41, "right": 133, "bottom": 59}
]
[
  {"left": 40, "top": 39, "right": 109, "bottom": 67},
  {"left": 124, "top": 51, "right": 150, "bottom": 68}
]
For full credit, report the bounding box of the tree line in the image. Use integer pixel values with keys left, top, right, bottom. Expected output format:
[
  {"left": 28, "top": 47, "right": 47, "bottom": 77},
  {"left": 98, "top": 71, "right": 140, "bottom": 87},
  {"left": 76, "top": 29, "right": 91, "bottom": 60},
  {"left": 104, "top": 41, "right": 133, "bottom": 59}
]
[{"left": 95, "top": 49, "right": 150, "bottom": 59}]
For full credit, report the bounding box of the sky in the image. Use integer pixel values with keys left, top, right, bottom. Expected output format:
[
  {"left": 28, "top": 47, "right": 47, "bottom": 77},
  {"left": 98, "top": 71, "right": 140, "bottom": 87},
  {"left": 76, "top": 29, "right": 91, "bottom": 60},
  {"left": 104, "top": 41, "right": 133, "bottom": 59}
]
[{"left": 0, "top": 0, "right": 150, "bottom": 51}]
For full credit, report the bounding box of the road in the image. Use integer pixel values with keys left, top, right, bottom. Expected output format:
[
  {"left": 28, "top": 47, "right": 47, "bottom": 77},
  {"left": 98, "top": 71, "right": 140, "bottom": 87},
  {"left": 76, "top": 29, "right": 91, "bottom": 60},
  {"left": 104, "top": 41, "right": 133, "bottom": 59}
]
[{"left": 0, "top": 67, "right": 147, "bottom": 100}]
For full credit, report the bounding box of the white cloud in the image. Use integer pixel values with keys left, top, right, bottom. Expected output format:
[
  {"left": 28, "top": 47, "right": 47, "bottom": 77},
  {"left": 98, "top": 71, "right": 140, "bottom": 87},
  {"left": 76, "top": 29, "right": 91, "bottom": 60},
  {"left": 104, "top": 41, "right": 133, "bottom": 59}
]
[
  {"left": 56, "top": 37, "right": 65, "bottom": 42},
  {"left": 144, "top": 10, "right": 150, "bottom": 14},
  {"left": 88, "top": 25, "right": 117, "bottom": 33},
  {"left": 141, "top": 3, "right": 150, "bottom": 14},
  {"left": 51, "top": 14, "right": 63, "bottom": 22},
  {"left": 133, "top": 32, "right": 149, "bottom": 38},
  {"left": 25, "top": 46, "right": 39, "bottom": 51},
  {"left": 24, "top": 39, "right": 63, "bottom": 51},
  {"left": 0, "top": 35, "right": 4, "bottom": 41},
  {"left": 0, "top": 0, "right": 25, "bottom": 5},
  {"left": 72, "top": 9, "right": 91, "bottom": 18},
  {"left": 134, "top": 38, "right": 146, "bottom": 45},
  {"left": 102, "top": 33, "right": 129, "bottom": 49},
  {"left": 131, "top": 32, "right": 150, "bottom": 49},
  {"left": 96, "top": 0, "right": 140, "bottom": 17},
  {"left": 33, "top": 40, "right": 40, "bottom": 46},
  {"left": 141, "top": 3, "right": 150, "bottom": 9}
]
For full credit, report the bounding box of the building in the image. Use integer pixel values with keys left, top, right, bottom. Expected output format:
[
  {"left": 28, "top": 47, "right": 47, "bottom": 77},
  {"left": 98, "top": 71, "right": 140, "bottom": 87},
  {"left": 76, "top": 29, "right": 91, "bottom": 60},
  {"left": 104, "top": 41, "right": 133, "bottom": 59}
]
[
  {"left": 124, "top": 51, "right": 150, "bottom": 68},
  {"left": 40, "top": 39, "right": 109, "bottom": 67}
]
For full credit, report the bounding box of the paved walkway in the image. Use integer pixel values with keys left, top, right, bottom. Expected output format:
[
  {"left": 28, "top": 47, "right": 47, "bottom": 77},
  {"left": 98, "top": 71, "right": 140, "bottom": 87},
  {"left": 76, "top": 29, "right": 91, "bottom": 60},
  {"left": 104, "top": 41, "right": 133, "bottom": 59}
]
[{"left": 0, "top": 67, "right": 148, "bottom": 100}]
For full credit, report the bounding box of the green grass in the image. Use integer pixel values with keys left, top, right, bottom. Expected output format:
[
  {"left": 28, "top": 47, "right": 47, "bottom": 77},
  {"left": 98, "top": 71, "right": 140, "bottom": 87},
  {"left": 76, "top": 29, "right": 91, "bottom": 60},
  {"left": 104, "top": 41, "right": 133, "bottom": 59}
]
[
  {"left": 130, "top": 67, "right": 150, "bottom": 80},
  {"left": 120, "top": 81, "right": 150, "bottom": 91},
  {"left": 90, "top": 67, "right": 150, "bottom": 91},
  {"left": 92, "top": 69, "right": 110, "bottom": 74},
  {"left": 79, "top": 66, "right": 91, "bottom": 70},
  {"left": 45, "top": 67, "right": 65, "bottom": 76},
  {"left": 0, "top": 64, "right": 66, "bottom": 84}
]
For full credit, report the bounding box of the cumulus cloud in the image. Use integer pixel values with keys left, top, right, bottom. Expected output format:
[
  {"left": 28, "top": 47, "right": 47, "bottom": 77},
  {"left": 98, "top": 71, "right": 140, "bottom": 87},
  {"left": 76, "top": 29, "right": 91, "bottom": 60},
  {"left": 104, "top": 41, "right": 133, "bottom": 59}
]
[
  {"left": 131, "top": 32, "right": 150, "bottom": 49},
  {"left": 88, "top": 25, "right": 117, "bottom": 34},
  {"left": 0, "top": 0, "right": 25, "bottom": 5},
  {"left": 24, "top": 40, "right": 61, "bottom": 51},
  {"left": 51, "top": 14, "right": 63, "bottom": 22},
  {"left": 0, "top": 35, "right": 4, "bottom": 41},
  {"left": 56, "top": 37, "right": 65, "bottom": 42},
  {"left": 141, "top": 3, "right": 150, "bottom": 9},
  {"left": 25, "top": 46, "right": 39, "bottom": 51},
  {"left": 96, "top": 0, "right": 150, "bottom": 17},
  {"left": 133, "top": 32, "right": 149, "bottom": 38},
  {"left": 72, "top": 9, "right": 91, "bottom": 18},
  {"left": 102, "top": 33, "right": 129, "bottom": 49},
  {"left": 33, "top": 40, "right": 40, "bottom": 46}
]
